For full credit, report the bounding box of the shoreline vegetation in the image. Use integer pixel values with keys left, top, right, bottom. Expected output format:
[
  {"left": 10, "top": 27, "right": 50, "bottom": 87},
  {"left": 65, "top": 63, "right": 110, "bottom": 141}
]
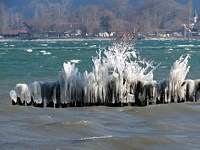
[
  {"left": 0, "top": 37, "right": 111, "bottom": 42},
  {"left": 0, "top": 37, "right": 197, "bottom": 42}
]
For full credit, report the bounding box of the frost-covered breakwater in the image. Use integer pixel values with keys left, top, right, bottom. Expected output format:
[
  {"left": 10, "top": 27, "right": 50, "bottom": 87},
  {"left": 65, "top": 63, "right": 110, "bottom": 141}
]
[{"left": 10, "top": 41, "right": 200, "bottom": 107}]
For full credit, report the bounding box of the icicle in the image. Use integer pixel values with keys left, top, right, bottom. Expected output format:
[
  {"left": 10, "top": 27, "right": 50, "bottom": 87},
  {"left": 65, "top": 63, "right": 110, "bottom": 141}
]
[
  {"left": 10, "top": 90, "right": 17, "bottom": 103},
  {"left": 168, "top": 54, "right": 190, "bottom": 103},
  {"left": 58, "top": 62, "right": 83, "bottom": 105},
  {"left": 14, "top": 83, "right": 31, "bottom": 105},
  {"left": 195, "top": 79, "right": 200, "bottom": 101},
  {"left": 30, "top": 81, "right": 42, "bottom": 104}
]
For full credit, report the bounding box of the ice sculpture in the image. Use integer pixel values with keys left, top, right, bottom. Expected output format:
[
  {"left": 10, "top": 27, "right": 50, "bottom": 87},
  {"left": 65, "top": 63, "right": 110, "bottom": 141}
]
[{"left": 10, "top": 40, "right": 197, "bottom": 107}]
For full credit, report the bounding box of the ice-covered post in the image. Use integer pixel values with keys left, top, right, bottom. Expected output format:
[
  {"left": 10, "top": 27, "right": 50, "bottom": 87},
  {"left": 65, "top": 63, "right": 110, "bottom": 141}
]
[{"left": 168, "top": 55, "right": 190, "bottom": 103}]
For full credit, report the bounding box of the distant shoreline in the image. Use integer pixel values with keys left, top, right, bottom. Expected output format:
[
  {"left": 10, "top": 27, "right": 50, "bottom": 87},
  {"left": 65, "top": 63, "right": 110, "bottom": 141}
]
[
  {"left": 0, "top": 37, "right": 111, "bottom": 42},
  {"left": 144, "top": 37, "right": 189, "bottom": 41},
  {"left": 0, "top": 37, "right": 198, "bottom": 42}
]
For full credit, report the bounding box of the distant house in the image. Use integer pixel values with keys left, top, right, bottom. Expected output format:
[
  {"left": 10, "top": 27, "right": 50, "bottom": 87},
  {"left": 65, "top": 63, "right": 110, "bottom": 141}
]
[
  {"left": 2, "top": 28, "right": 30, "bottom": 38},
  {"left": 42, "top": 31, "right": 61, "bottom": 38}
]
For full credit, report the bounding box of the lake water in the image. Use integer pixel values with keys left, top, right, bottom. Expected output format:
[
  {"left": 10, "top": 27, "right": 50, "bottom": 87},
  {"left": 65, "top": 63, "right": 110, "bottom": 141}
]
[{"left": 1, "top": 39, "right": 200, "bottom": 149}]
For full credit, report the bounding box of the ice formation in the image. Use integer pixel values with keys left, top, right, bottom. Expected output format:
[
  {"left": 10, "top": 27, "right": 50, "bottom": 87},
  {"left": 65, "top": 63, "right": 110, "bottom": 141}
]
[
  {"left": 168, "top": 54, "right": 190, "bottom": 103},
  {"left": 10, "top": 40, "right": 198, "bottom": 107}
]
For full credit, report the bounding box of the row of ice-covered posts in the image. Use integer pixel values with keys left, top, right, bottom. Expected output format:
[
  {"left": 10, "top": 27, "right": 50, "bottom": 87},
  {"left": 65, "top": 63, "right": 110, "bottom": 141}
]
[{"left": 10, "top": 77, "right": 200, "bottom": 108}]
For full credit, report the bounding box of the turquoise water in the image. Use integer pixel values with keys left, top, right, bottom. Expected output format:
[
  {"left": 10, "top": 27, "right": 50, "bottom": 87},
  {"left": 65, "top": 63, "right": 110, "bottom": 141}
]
[
  {"left": 2, "top": 40, "right": 200, "bottom": 89},
  {"left": 135, "top": 40, "right": 200, "bottom": 80},
  {"left": 1, "top": 40, "right": 200, "bottom": 149}
]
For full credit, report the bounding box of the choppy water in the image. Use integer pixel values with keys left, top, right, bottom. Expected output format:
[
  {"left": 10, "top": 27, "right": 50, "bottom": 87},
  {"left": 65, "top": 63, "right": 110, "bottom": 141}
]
[{"left": 1, "top": 39, "right": 200, "bottom": 149}]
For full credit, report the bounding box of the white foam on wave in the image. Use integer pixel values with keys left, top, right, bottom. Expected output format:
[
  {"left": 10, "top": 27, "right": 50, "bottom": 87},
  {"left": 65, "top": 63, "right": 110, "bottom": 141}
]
[
  {"left": 80, "top": 135, "right": 113, "bottom": 140},
  {"left": 40, "top": 50, "right": 51, "bottom": 55},
  {"left": 177, "top": 44, "right": 194, "bottom": 47},
  {"left": 62, "top": 120, "right": 92, "bottom": 126},
  {"left": 41, "top": 44, "right": 48, "bottom": 47},
  {"left": 70, "top": 59, "right": 81, "bottom": 64},
  {"left": 188, "top": 51, "right": 195, "bottom": 53},
  {"left": 161, "top": 66, "right": 168, "bottom": 68},
  {"left": 185, "top": 48, "right": 191, "bottom": 51},
  {"left": 168, "top": 48, "right": 173, "bottom": 51},
  {"left": 40, "top": 50, "right": 46, "bottom": 53},
  {"left": 9, "top": 45, "right": 15, "bottom": 47},
  {"left": 90, "top": 45, "right": 97, "bottom": 48},
  {"left": 26, "top": 49, "right": 33, "bottom": 52}
]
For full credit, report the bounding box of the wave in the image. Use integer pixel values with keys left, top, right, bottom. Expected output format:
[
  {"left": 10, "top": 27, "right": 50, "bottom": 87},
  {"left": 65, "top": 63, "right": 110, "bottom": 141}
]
[
  {"left": 9, "top": 45, "right": 15, "bottom": 47},
  {"left": 177, "top": 44, "right": 194, "bottom": 47},
  {"left": 26, "top": 49, "right": 33, "bottom": 52},
  {"left": 70, "top": 59, "right": 81, "bottom": 64},
  {"left": 89, "top": 45, "right": 97, "bottom": 48},
  {"left": 41, "top": 44, "right": 48, "bottom": 47},
  {"left": 79, "top": 135, "right": 113, "bottom": 141},
  {"left": 62, "top": 120, "right": 93, "bottom": 126},
  {"left": 40, "top": 50, "right": 51, "bottom": 55}
]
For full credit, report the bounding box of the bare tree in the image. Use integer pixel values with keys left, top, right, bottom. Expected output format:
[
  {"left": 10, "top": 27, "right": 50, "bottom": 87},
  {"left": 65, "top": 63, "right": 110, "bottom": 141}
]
[
  {"left": 29, "top": 0, "right": 71, "bottom": 33},
  {"left": 70, "top": 5, "right": 102, "bottom": 34},
  {"left": 106, "top": 0, "right": 128, "bottom": 18},
  {"left": 0, "top": 0, "right": 4, "bottom": 34},
  {"left": 130, "top": 0, "right": 187, "bottom": 33},
  {"left": 9, "top": 12, "right": 24, "bottom": 29},
  {"left": 3, "top": 0, "right": 192, "bottom": 37}
]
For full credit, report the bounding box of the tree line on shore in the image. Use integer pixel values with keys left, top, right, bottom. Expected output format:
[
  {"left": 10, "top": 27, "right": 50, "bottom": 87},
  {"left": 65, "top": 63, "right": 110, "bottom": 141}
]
[{"left": 0, "top": 0, "right": 197, "bottom": 37}]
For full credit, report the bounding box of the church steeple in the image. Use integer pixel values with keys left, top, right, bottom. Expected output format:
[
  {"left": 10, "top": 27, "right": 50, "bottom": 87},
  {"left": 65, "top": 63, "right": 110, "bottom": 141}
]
[{"left": 193, "top": 10, "right": 198, "bottom": 23}]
